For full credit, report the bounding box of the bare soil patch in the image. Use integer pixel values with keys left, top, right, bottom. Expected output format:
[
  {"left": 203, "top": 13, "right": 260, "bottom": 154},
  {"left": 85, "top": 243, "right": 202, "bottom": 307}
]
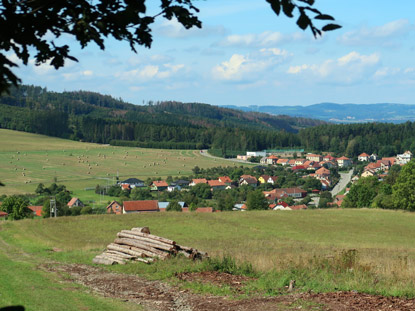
[{"left": 40, "top": 263, "right": 415, "bottom": 311}]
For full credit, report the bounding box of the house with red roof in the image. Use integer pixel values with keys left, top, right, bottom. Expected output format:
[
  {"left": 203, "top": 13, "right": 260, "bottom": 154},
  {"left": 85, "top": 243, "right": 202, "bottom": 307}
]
[
  {"left": 337, "top": 156, "right": 352, "bottom": 168},
  {"left": 277, "top": 158, "right": 289, "bottom": 166},
  {"left": 266, "top": 155, "right": 279, "bottom": 165},
  {"left": 239, "top": 175, "right": 258, "bottom": 187},
  {"left": 218, "top": 176, "right": 232, "bottom": 186},
  {"left": 67, "top": 197, "right": 84, "bottom": 208},
  {"left": 123, "top": 200, "right": 159, "bottom": 214},
  {"left": 323, "top": 154, "right": 335, "bottom": 162},
  {"left": 106, "top": 201, "right": 123, "bottom": 214},
  {"left": 292, "top": 165, "right": 306, "bottom": 172},
  {"left": 272, "top": 201, "right": 290, "bottom": 210},
  {"left": 190, "top": 178, "right": 208, "bottom": 186},
  {"left": 281, "top": 187, "right": 307, "bottom": 198},
  {"left": 358, "top": 153, "right": 370, "bottom": 162},
  {"left": 288, "top": 159, "right": 297, "bottom": 166},
  {"left": 195, "top": 207, "right": 214, "bottom": 213},
  {"left": 208, "top": 180, "right": 226, "bottom": 190},
  {"left": 295, "top": 159, "right": 306, "bottom": 165},
  {"left": 315, "top": 167, "right": 330, "bottom": 178},
  {"left": 28, "top": 206, "right": 42, "bottom": 217},
  {"left": 306, "top": 154, "right": 323, "bottom": 162},
  {"left": 150, "top": 180, "right": 169, "bottom": 191},
  {"left": 0, "top": 211, "right": 8, "bottom": 219},
  {"left": 263, "top": 189, "right": 288, "bottom": 202}
]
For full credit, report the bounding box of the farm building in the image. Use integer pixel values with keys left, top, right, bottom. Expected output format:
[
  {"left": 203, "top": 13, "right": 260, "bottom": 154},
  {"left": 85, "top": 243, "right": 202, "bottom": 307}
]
[
  {"left": 119, "top": 178, "right": 145, "bottom": 188},
  {"left": 28, "top": 206, "right": 42, "bottom": 217},
  {"left": 67, "top": 197, "right": 84, "bottom": 208},
  {"left": 106, "top": 201, "right": 123, "bottom": 214},
  {"left": 123, "top": 200, "right": 160, "bottom": 213}
]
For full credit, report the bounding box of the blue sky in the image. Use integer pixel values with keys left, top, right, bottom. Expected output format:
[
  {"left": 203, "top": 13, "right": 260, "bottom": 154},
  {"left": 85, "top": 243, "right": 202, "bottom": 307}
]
[{"left": 11, "top": 0, "right": 415, "bottom": 106}]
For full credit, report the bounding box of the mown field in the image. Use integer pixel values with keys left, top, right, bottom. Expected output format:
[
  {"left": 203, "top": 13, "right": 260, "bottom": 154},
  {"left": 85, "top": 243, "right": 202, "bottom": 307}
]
[
  {"left": 0, "top": 129, "right": 239, "bottom": 198},
  {"left": 1, "top": 209, "right": 415, "bottom": 310}
]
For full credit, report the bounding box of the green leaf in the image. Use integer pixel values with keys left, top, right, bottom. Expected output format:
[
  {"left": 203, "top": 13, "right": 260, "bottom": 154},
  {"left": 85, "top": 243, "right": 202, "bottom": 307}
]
[
  {"left": 322, "top": 24, "right": 342, "bottom": 31},
  {"left": 315, "top": 14, "right": 335, "bottom": 20}
]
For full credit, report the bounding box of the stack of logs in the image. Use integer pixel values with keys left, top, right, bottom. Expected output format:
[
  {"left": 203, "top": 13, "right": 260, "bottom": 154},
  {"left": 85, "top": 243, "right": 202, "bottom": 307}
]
[{"left": 93, "top": 227, "right": 208, "bottom": 265}]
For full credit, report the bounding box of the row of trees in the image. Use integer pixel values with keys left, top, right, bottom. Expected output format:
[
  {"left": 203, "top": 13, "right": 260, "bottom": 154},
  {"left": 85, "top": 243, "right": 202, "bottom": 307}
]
[{"left": 342, "top": 163, "right": 415, "bottom": 211}]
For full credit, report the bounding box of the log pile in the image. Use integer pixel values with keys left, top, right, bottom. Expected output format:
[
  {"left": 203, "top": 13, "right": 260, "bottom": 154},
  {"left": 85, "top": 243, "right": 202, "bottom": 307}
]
[{"left": 93, "top": 227, "right": 208, "bottom": 265}]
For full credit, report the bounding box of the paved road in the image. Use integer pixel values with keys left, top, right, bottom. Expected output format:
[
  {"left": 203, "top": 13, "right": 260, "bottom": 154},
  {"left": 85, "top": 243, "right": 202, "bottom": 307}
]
[
  {"left": 199, "top": 150, "right": 252, "bottom": 164},
  {"left": 331, "top": 169, "right": 354, "bottom": 197}
]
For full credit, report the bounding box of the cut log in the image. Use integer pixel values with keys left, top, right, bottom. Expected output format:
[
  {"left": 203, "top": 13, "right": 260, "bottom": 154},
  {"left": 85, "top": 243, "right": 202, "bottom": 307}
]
[
  {"left": 93, "top": 256, "right": 117, "bottom": 265},
  {"left": 121, "top": 230, "right": 174, "bottom": 247},
  {"left": 105, "top": 250, "right": 136, "bottom": 259},
  {"left": 114, "top": 238, "right": 169, "bottom": 258},
  {"left": 129, "top": 246, "right": 169, "bottom": 259},
  {"left": 118, "top": 232, "right": 175, "bottom": 251},
  {"left": 178, "top": 250, "right": 193, "bottom": 259},
  {"left": 131, "top": 227, "right": 150, "bottom": 234},
  {"left": 177, "top": 245, "right": 193, "bottom": 252},
  {"left": 107, "top": 243, "right": 147, "bottom": 258},
  {"left": 128, "top": 230, "right": 176, "bottom": 245},
  {"left": 99, "top": 253, "right": 126, "bottom": 265}
]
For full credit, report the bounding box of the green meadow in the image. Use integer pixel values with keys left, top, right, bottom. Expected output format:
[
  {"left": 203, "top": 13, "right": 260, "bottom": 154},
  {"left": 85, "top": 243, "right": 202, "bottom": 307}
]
[
  {"left": 0, "top": 129, "right": 239, "bottom": 197},
  {"left": 1, "top": 208, "right": 415, "bottom": 310}
]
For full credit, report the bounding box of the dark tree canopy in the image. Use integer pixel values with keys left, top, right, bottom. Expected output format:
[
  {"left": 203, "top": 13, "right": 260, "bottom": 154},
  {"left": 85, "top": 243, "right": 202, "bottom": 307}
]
[{"left": 0, "top": 0, "right": 340, "bottom": 93}]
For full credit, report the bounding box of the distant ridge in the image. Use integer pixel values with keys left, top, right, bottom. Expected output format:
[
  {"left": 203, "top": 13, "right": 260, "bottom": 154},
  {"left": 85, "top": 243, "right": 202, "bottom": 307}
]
[{"left": 223, "top": 103, "right": 415, "bottom": 124}]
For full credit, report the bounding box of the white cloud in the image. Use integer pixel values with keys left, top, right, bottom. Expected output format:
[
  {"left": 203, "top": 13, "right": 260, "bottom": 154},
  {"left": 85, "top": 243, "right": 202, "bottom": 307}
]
[
  {"left": 115, "top": 63, "right": 185, "bottom": 82},
  {"left": 216, "top": 31, "right": 306, "bottom": 48},
  {"left": 338, "top": 19, "right": 412, "bottom": 47},
  {"left": 287, "top": 51, "right": 381, "bottom": 84},
  {"left": 212, "top": 48, "right": 291, "bottom": 81},
  {"left": 62, "top": 70, "right": 94, "bottom": 81},
  {"left": 155, "top": 19, "right": 226, "bottom": 38}
]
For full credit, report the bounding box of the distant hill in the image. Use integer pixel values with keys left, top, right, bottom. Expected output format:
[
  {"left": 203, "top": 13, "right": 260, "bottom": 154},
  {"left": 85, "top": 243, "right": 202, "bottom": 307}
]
[
  {"left": 0, "top": 85, "right": 323, "bottom": 155},
  {"left": 223, "top": 103, "right": 415, "bottom": 123}
]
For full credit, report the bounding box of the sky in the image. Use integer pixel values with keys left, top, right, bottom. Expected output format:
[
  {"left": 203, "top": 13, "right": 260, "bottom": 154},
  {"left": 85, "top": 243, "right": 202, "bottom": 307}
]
[{"left": 10, "top": 0, "right": 415, "bottom": 107}]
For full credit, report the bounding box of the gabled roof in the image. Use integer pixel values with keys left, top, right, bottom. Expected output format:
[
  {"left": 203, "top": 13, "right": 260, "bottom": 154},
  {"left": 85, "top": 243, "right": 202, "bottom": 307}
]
[
  {"left": 28, "top": 206, "right": 42, "bottom": 216},
  {"left": 292, "top": 165, "right": 306, "bottom": 170},
  {"left": 208, "top": 180, "right": 225, "bottom": 187},
  {"left": 0, "top": 211, "right": 8, "bottom": 217},
  {"left": 277, "top": 158, "right": 289, "bottom": 164},
  {"left": 288, "top": 159, "right": 296, "bottom": 165},
  {"left": 282, "top": 187, "right": 307, "bottom": 194},
  {"left": 267, "top": 155, "right": 279, "bottom": 159},
  {"left": 240, "top": 175, "right": 257, "bottom": 184},
  {"left": 152, "top": 180, "right": 168, "bottom": 187},
  {"left": 359, "top": 153, "right": 370, "bottom": 157},
  {"left": 278, "top": 201, "right": 289, "bottom": 207},
  {"left": 269, "top": 176, "right": 278, "bottom": 182},
  {"left": 121, "top": 178, "right": 144, "bottom": 184},
  {"left": 192, "top": 178, "right": 208, "bottom": 184},
  {"left": 260, "top": 175, "right": 271, "bottom": 181},
  {"left": 67, "top": 197, "right": 81, "bottom": 207},
  {"left": 316, "top": 167, "right": 330, "bottom": 175},
  {"left": 218, "top": 176, "right": 232, "bottom": 183},
  {"left": 122, "top": 184, "right": 131, "bottom": 190},
  {"left": 106, "top": 200, "right": 122, "bottom": 209},
  {"left": 337, "top": 156, "right": 350, "bottom": 160},
  {"left": 306, "top": 154, "right": 322, "bottom": 158},
  {"left": 175, "top": 179, "right": 190, "bottom": 185},
  {"left": 303, "top": 160, "right": 313, "bottom": 167},
  {"left": 123, "top": 200, "right": 159, "bottom": 212}
]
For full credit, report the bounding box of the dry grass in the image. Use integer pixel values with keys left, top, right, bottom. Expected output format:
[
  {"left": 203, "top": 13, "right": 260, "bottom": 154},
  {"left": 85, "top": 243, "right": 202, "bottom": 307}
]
[{"left": 0, "top": 129, "right": 241, "bottom": 195}]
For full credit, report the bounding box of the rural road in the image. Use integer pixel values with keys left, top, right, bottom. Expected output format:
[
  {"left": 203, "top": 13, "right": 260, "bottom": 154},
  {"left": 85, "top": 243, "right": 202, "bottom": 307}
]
[
  {"left": 199, "top": 150, "right": 251, "bottom": 164},
  {"left": 331, "top": 169, "right": 354, "bottom": 197}
]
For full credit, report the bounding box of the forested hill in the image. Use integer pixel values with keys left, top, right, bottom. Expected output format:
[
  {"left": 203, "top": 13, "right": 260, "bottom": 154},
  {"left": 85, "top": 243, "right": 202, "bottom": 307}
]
[{"left": 0, "top": 85, "right": 323, "bottom": 153}]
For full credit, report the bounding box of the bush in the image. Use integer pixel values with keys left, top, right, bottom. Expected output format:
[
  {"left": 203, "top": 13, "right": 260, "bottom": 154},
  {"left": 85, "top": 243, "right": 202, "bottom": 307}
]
[{"left": 81, "top": 206, "right": 93, "bottom": 215}]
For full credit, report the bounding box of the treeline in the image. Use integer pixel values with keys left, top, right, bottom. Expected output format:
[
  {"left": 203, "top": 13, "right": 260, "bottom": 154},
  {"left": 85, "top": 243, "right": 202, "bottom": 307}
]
[
  {"left": 2, "top": 85, "right": 415, "bottom": 157},
  {"left": 299, "top": 122, "right": 415, "bottom": 157}
]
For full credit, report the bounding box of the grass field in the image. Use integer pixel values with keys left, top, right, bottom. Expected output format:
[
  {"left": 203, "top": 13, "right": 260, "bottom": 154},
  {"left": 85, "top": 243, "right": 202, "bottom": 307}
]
[
  {"left": 1, "top": 209, "right": 415, "bottom": 310},
  {"left": 0, "top": 129, "right": 241, "bottom": 198}
]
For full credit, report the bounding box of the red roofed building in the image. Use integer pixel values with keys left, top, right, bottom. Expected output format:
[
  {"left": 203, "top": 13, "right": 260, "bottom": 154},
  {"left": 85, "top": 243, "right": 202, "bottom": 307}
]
[
  {"left": 123, "top": 200, "right": 159, "bottom": 213},
  {"left": 323, "top": 154, "right": 335, "bottom": 162},
  {"left": 151, "top": 180, "right": 169, "bottom": 191},
  {"left": 263, "top": 189, "right": 288, "bottom": 202},
  {"left": 106, "top": 201, "right": 123, "bottom": 215},
  {"left": 337, "top": 156, "right": 352, "bottom": 168},
  {"left": 67, "top": 197, "right": 84, "bottom": 208},
  {"left": 306, "top": 154, "right": 323, "bottom": 162},
  {"left": 291, "top": 165, "right": 306, "bottom": 171},
  {"left": 0, "top": 211, "right": 8, "bottom": 218},
  {"left": 277, "top": 158, "right": 289, "bottom": 166},
  {"left": 358, "top": 153, "right": 370, "bottom": 162},
  {"left": 272, "top": 201, "right": 290, "bottom": 210},
  {"left": 239, "top": 175, "right": 258, "bottom": 187},
  {"left": 218, "top": 176, "right": 232, "bottom": 185},
  {"left": 266, "top": 155, "right": 279, "bottom": 165},
  {"left": 28, "top": 206, "right": 42, "bottom": 217},
  {"left": 382, "top": 157, "right": 396, "bottom": 166},
  {"left": 190, "top": 178, "right": 208, "bottom": 186},
  {"left": 208, "top": 180, "right": 226, "bottom": 190},
  {"left": 315, "top": 167, "right": 330, "bottom": 178}
]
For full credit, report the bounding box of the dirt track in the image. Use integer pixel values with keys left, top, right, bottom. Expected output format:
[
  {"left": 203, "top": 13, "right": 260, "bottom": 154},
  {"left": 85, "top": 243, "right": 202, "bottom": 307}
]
[{"left": 41, "top": 263, "right": 415, "bottom": 311}]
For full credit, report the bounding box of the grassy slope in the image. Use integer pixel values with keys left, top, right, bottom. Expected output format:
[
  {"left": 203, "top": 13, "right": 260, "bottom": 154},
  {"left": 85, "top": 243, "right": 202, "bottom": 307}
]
[
  {"left": 1, "top": 209, "right": 415, "bottom": 306},
  {"left": 0, "top": 129, "right": 241, "bottom": 197}
]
